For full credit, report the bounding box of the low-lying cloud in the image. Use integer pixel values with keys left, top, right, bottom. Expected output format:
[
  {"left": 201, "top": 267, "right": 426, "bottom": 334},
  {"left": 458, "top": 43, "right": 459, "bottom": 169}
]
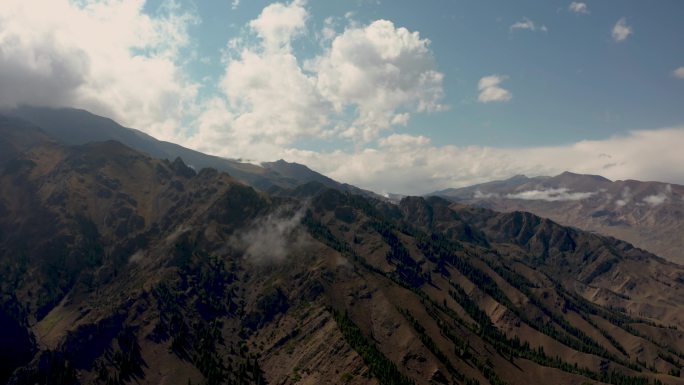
[
  {"left": 642, "top": 185, "right": 672, "bottom": 206},
  {"left": 505, "top": 188, "right": 595, "bottom": 202},
  {"left": 473, "top": 190, "right": 499, "bottom": 199},
  {"left": 287, "top": 127, "right": 684, "bottom": 196},
  {"left": 231, "top": 206, "right": 308, "bottom": 264},
  {"left": 615, "top": 187, "right": 632, "bottom": 207}
]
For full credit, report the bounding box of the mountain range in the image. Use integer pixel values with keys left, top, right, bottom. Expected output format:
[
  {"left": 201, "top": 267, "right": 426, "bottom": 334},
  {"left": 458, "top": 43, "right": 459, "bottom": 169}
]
[
  {"left": 431, "top": 172, "right": 684, "bottom": 264},
  {"left": 1, "top": 110, "right": 684, "bottom": 385},
  {"left": 5, "top": 106, "right": 380, "bottom": 199}
]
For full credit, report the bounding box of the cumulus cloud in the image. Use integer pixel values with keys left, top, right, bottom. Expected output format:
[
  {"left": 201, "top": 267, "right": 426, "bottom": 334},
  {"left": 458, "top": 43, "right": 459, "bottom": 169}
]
[
  {"left": 0, "top": 0, "right": 199, "bottom": 142},
  {"left": 249, "top": 0, "right": 308, "bottom": 52},
  {"left": 612, "top": 18, "right": 633, "bottom": 42},
  {"left": 189, "top": 1, "right": 445, "bottom": 157},
  {"left": 0, "top": 0, "right": 445, "bottom": 160},
  {"left": 505, "top": 188, "right": 595, "bottom": 202},
  {"left": 478, "top": 75, "right": 512, "bottom": 103},
  {"left": 510, "top": 18, "right": 547, "bottom": 32},
  {"left": 308, "top": 19, "right": 445, "bottom": 141},
  {"left": 568, "top": 2, "right": 589, "bottom": 14},
  {"left": 674, "top": 67, "right": 684, "bottom": 79},
  {"left": 284, "top": 127, "right": 684, "bottom": 195}
]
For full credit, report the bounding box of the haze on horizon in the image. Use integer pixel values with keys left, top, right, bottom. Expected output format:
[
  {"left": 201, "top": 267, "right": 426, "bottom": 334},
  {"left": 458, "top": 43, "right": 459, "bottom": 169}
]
[{"left": 1, "top": 0, "right": 683, "bottom": 195}]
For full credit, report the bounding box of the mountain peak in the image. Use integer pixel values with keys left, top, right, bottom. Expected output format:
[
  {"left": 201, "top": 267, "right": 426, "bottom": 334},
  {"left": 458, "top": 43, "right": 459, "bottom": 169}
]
[
  {"left": 557, "top": 171, "right": 612, "bottom": 183},
  {"left": 171, "top": 156, "right": 197, "bottom": 178}
]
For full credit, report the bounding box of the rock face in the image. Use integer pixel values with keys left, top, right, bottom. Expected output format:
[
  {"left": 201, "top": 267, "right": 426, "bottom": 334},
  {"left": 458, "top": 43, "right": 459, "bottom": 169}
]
[
  {"left": 2, "top": 116, "right": 684, "bottom": 385},
  {"left": 432, "top": 172, "right": 684, "bottom": 264}
]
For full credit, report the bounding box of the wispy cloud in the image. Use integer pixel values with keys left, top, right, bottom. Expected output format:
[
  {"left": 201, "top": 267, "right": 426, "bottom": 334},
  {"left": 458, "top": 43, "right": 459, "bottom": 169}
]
[
  {"left": 643, "top": 193, "right": 667, "bottom": 206},
  {"left": 231, "top": 0, "right": 240, "bottom": 10},
  {"left": 615, "top": 187, "right": 632, "bottom": 207},
  {"left": 642, "top": 185, "right": 672, "bottom": 206},
  {"left": 478, "top": 75, "right": 512, "bottom": 103},
  {"left": 612, "top": 18, "right": 633, "bottom": 42},
  {"left": 474, "top": 191, "right": 499, "bottom": 199},
  {"left": 568, "top": 2, "right": 589, "bottom": 14},
  {"left": 505, "top": 188, "right": 595, "bottom": 201},
  {"left": 674, "top": 67, "right": 684, "bottom": 79},
  {"left": 510, "top": 18, "right": 547, "bottom": 32},
  {"left": 231, "top": 206, "right": 308, "bottom": 264}
]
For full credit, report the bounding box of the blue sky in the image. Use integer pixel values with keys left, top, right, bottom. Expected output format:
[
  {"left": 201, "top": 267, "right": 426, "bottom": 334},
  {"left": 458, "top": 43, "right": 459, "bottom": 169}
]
[
  {"left": 156, "top": 0, "right": 684, "bottom": 148},
  {"left": 1, "top": 0, "right": 684, "bottom": 194}
]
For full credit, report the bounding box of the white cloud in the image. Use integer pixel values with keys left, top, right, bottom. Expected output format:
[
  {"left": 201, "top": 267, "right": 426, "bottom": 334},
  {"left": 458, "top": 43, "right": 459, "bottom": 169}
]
[
  {"left": 505, "top": 188, "right": 595, "bottom": 201},
  {"left": 308, "top": 19, "right": 445, "bottom": 141},
  {"left": 612, "top": 18, "right": 633, "bottom": 42},
  {"left": 642, "top": 185, "right": 672, "bottom": 206},
  {"left": 249, "top": 0, "right": 308, "bottom": 52},
  {"left": 474, "top": 191, "right": 499, "bottom": 199},
  {"left": 232, "top": 206, "right": 308, "bottom": 264},
  {"left": 283, "top": 127, "right": 684, "bottom": 195},
  {"left": 0, "top": 0, "right": 199, "bottom": 142},
  {"left": 478, "top": 75, "right": 512, "bottom": 103},
  {"left": 568, "top": 2, "right": 589, "bottom": 14},
  {"left": 0, "top": 0, "right": 442, "bottom": 169},
  {"left": 378, "top": 133, "right": 430, "bottom": 149},
  {"left": 643, "top": 193, "right": 667, "bottom": 206},
  {"left": 673, "top": 67, "right": 684, "bottom": 79},
  {"left": 231, "top": 0, "right": 240, "bottom": 10},
  {"left": 510, "top": 18, "right": 547, "bottom": 32},
  {"left": 219, "top": 48, "right": 330, "bottom": 144},
  {"left": 615, "top": 187, "right": 631, "bottom": 207},
  {"left": 190, "top": 2, "right": 445, "bottom": 157},
  {"left": 6, "top": 0, "right": 684, "bottom": 199}
]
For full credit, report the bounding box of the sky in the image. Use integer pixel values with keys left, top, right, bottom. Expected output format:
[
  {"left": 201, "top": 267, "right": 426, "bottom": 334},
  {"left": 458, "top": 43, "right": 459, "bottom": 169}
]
[{"left": 1, "top": 0, "right": 683, "bottom": 195}]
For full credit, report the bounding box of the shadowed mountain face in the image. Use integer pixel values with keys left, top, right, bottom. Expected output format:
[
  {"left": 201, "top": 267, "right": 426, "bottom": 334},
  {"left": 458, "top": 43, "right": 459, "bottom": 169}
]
[
  {"left": 432, "top": 172, "right": 684, "bottom": 264},
  {"left": 2, "top": 118, "right": 684, "bottom": 385},
  {"left": 4, "top": 106, "right": 379, "bottom": 199}
]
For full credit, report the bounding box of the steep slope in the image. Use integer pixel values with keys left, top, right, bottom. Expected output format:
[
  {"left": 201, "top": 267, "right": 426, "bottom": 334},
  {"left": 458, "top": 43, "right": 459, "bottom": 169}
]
[
  {"left": 432, "top": 172, "right": 684, "bottom": 264},
  {"left": 1, "top": 121, "right": 684, "bottom": 385}
]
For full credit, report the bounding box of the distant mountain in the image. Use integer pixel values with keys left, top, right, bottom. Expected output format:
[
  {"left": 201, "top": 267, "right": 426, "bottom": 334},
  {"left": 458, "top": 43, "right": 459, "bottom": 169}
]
[
  {"left": 5, "top": 106, "right": 380, "bottom": 199},
  {"left": 2, "top": 116, "right": 684, "bottom": 385},
  {"left": 431, "top": 171, "right": 684, "bottom": 263}
]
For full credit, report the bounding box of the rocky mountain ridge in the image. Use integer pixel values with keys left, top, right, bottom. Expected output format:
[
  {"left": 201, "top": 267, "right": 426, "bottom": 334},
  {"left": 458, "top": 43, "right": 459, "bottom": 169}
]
[
  {"left": 1, "top": 115, "right": 684, "bottom": 385},
  {"left": 432, "top": 172, "right": 684, "bottom": 264}
]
